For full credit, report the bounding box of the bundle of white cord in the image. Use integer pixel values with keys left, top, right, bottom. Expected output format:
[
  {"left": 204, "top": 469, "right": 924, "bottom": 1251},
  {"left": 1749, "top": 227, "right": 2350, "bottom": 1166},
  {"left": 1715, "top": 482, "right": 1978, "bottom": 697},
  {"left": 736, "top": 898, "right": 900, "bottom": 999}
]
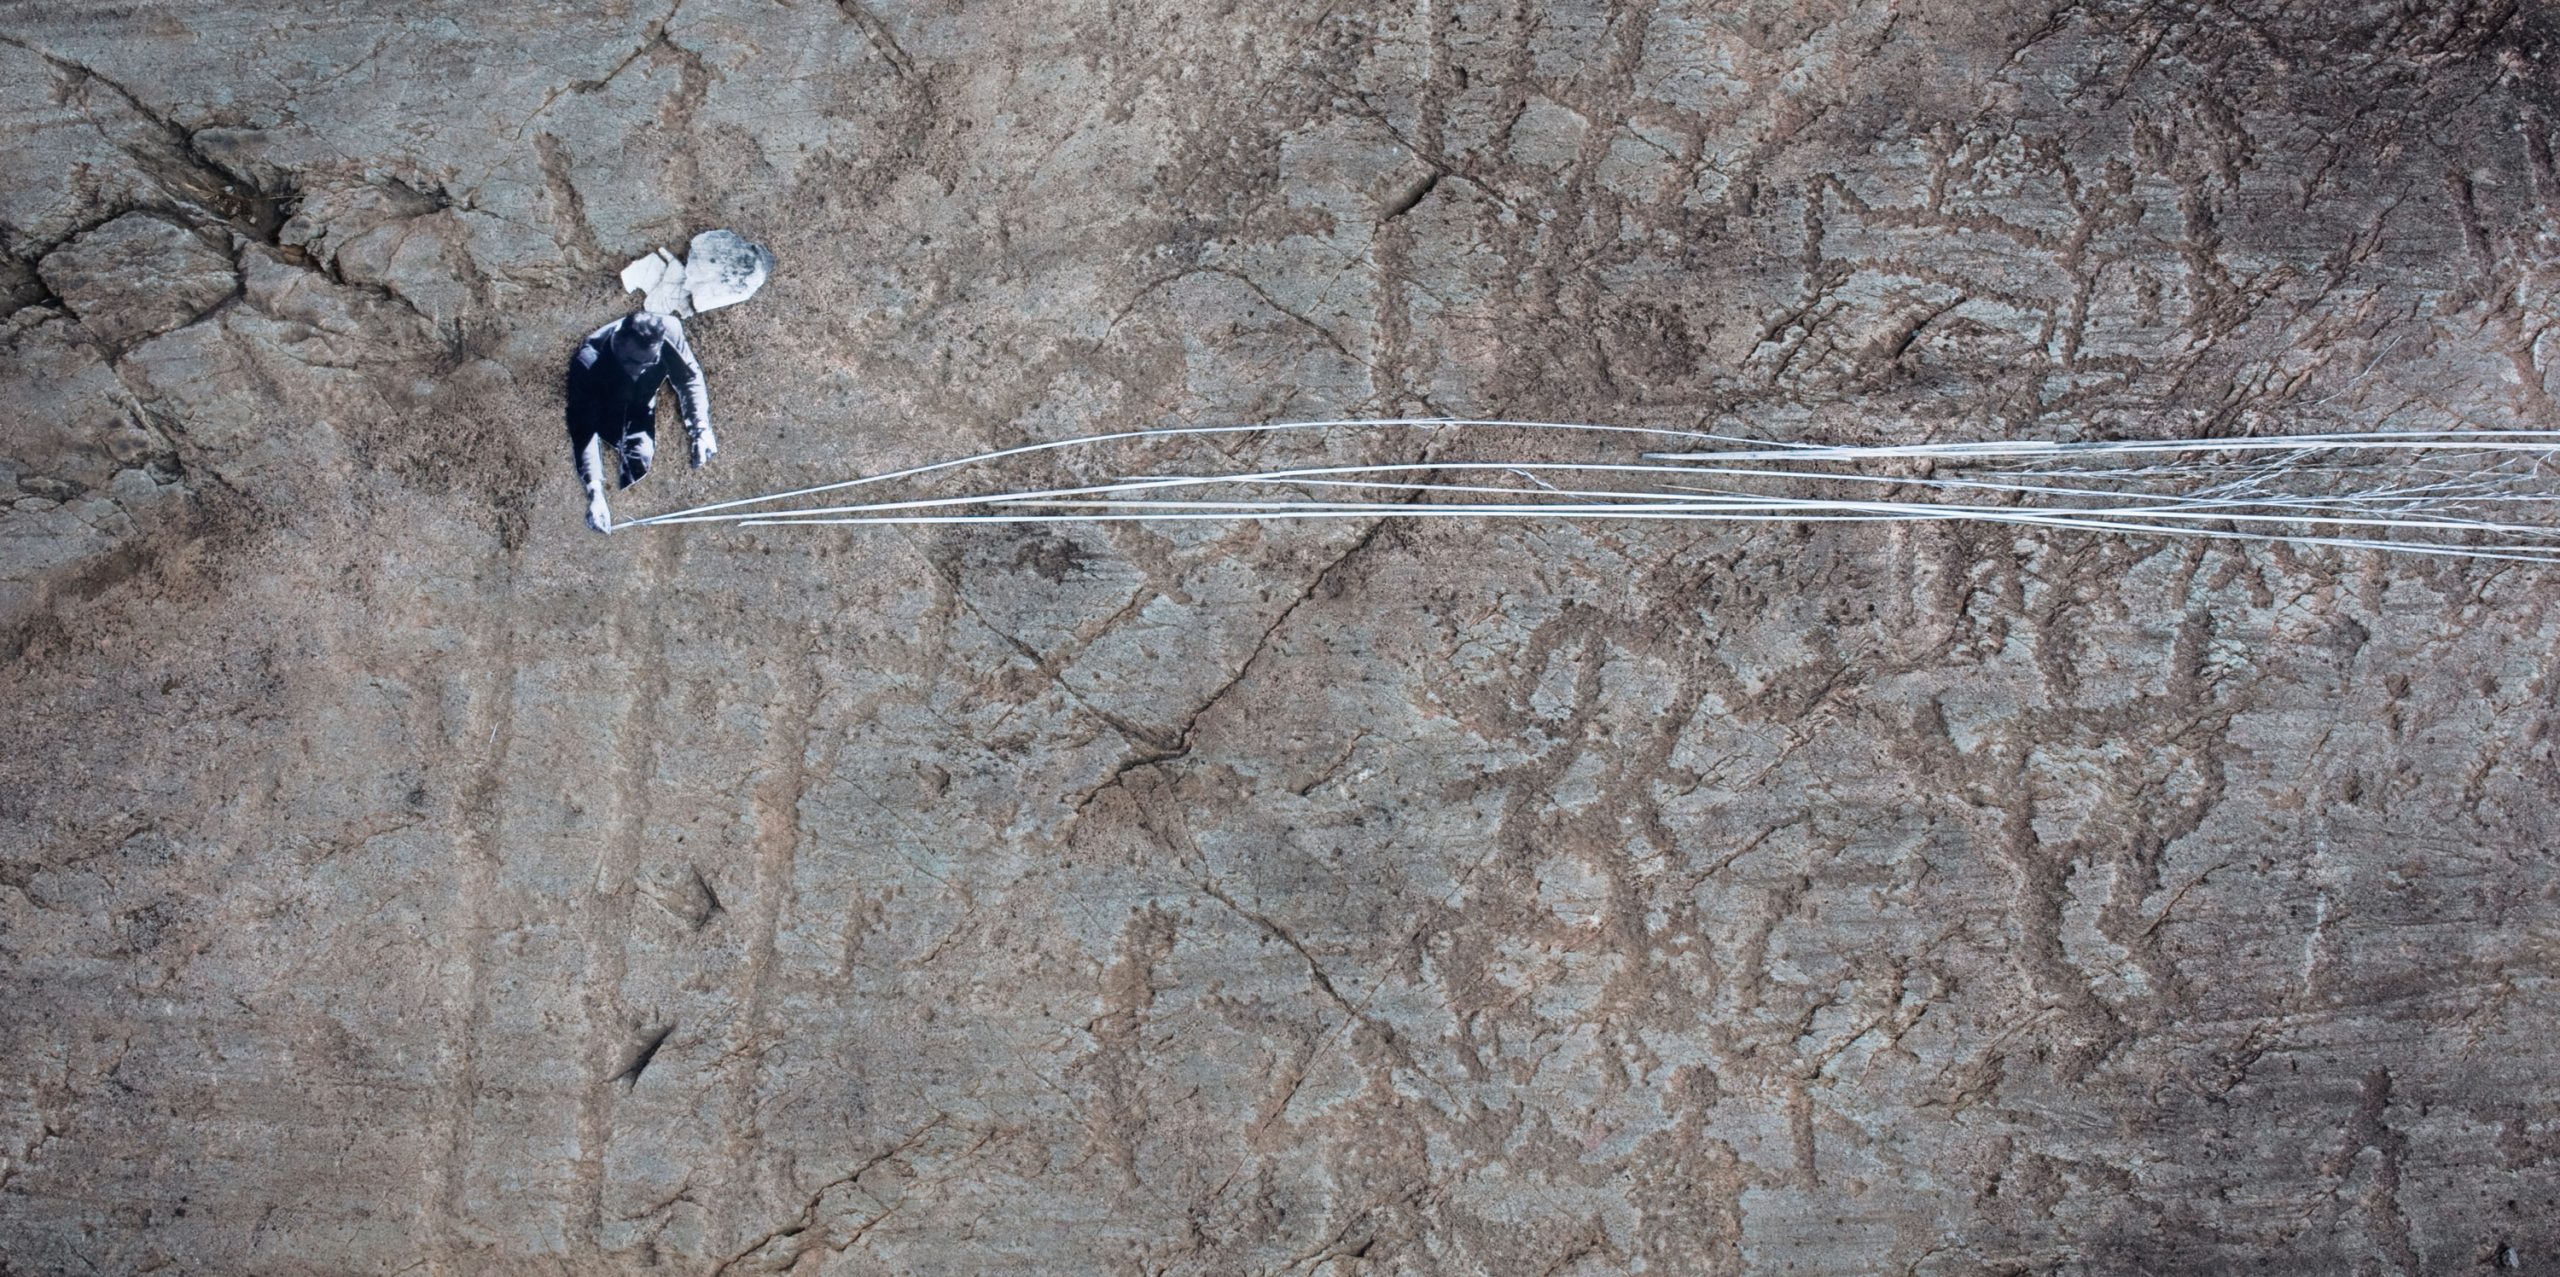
[{"left": 622, "top": 420, "right": 2560, "bottom": 564}]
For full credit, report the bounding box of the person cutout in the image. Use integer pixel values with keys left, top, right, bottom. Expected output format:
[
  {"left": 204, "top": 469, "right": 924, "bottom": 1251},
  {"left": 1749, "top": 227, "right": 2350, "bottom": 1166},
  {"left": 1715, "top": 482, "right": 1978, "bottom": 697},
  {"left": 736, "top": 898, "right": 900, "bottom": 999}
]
[{"left": 566, "top": 309, "right": 717, "bottom": 533}]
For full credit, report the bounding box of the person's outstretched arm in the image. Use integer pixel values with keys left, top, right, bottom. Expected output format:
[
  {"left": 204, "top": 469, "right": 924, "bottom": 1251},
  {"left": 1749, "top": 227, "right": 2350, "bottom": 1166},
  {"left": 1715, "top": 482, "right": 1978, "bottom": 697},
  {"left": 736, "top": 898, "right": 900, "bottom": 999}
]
[{"left": 661, "top": 315, "right": 717, "bottom": 466}]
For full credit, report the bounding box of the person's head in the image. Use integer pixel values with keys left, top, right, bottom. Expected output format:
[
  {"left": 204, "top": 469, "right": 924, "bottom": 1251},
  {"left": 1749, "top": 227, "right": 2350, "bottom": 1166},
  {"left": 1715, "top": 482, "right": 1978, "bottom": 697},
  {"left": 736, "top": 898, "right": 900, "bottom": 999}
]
[{"left": 612, "top": 310, "right": 670, "bottom": 364}]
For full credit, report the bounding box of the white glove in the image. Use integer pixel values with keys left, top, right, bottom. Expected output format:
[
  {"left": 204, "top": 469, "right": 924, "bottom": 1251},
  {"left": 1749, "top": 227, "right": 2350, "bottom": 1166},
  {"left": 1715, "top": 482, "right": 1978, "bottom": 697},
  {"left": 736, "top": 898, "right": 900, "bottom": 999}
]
[
  {"left": 691, "top": 427, "right": 719, "bottom": 468},
  {"left": 587, "top": 494, "right": 614, "bottom": 534}
]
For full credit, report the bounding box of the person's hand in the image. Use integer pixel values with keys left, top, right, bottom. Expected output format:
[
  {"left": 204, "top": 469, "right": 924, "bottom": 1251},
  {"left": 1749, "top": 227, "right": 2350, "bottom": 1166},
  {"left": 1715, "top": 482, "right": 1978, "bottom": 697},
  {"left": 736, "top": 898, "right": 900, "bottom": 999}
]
[
  {"left": 691, "top": 428, "right": 719, "bottom": 468},
  {"left": 587, "top": 495, "right": 614, "bottom": 534}
]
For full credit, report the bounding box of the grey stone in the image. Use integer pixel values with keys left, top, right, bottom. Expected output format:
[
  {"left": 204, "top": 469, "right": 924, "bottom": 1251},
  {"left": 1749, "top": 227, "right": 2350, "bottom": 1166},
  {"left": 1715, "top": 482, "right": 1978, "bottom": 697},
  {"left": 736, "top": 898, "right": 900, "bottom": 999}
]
[
  {"left": 3, "top": 1, "right": 2560, "bottom": 1274},
  {"left": 36, "top": 213, "right": 238, "bottom": 349}
]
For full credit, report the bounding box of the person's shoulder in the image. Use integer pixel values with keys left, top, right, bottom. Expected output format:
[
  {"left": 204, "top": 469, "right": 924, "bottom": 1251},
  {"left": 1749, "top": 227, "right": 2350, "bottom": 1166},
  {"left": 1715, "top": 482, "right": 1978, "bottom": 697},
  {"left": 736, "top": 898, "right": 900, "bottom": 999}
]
[{"left": 572, "top": 319, "right": 622, "bottom": 363}]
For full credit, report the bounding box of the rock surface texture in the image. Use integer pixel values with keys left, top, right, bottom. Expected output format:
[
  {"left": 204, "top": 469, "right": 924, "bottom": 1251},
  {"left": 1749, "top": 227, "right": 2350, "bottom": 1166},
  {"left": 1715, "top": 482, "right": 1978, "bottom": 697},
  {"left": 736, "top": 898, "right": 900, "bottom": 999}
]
[{"left": 5, "top": 2, "right": 2560, "bottom": 1273}]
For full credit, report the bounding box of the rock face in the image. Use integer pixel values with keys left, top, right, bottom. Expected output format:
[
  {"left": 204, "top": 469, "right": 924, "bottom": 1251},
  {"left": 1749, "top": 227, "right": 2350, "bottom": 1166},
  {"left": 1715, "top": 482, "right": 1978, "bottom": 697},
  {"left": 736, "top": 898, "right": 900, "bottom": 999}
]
[
  {"left": 35, "top": 213, "right": 239, "bottom": 350},
  {"left": 4, "top": 2, "right": 2560, "bottom": 1275}
]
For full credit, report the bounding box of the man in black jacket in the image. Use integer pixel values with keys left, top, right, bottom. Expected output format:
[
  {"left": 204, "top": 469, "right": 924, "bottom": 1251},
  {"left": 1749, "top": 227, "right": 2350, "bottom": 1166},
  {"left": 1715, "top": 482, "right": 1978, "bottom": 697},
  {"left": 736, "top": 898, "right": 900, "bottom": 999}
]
[{"left": 566, "top": 309, "right": 717, "bottom": 533}]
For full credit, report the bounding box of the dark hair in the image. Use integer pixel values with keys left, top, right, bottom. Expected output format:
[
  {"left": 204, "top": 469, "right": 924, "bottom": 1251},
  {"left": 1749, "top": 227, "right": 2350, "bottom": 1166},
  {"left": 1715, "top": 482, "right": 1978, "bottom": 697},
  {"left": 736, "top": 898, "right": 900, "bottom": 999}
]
[{"left": 620, "top": 311, "right": 669, "bottom": 343}]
